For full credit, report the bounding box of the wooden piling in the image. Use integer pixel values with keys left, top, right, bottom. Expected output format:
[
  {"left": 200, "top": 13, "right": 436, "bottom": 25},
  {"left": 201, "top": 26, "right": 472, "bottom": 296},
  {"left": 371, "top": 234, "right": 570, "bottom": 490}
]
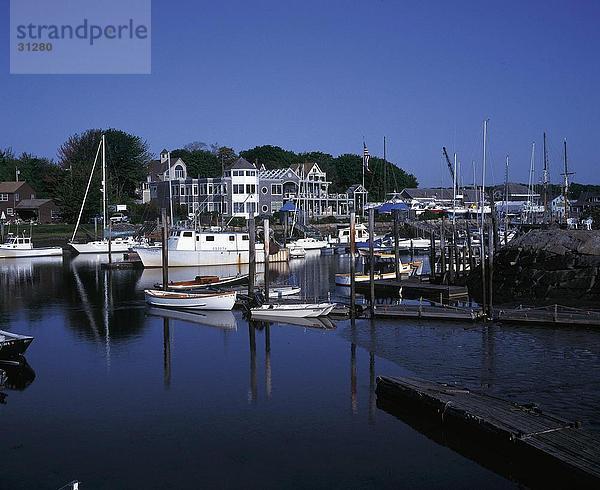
[
  {"left": 429, "top": 232, "right": 436, "bottom": 282},
  {"left": 368, "top": 208, "right": 375, "bottom": 313},
  {"left": 440, "top": 218, "right": 446, "bottom": 284},
  {"left": 465, "top": 220, "right": 474, "bottom": 272},
  {"left": 161, "top": 208, "right": 169, "bottom": 291},
  {"left": 350, "top": 211, "right": 356, "bottom": 319},
  {"left": 248, "top": 217, "right": 256, "bottom": 297},
  {"left": 394, "top": 210, "right": 401, "bottom": 281},
  {"left": 263, "top": 218, "right": 270, "bottom": 302},
  {"left": 107, "top": 220, "right": 113, "bottom": 264},
  {"left": 487, "top": 221, "right": 494, "bottom": 314}
]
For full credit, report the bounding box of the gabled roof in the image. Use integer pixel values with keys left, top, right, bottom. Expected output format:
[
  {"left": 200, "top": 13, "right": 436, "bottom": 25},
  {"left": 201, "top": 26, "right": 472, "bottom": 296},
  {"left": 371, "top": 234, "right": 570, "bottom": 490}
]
[
  {"left": 347, "top": 184, "right": 367, "bottom": 194},
  {"left": 0, "top": 181, "right": 27, "bottom": 193},
  {"left": 258, "top": 167, "right": 299, "bottom": 180},
  {"left": 225, "top": 157, "right": 256, "bottom": 171},
  {"left": 291, "top": 162, "right": 324, "bottom": 177},
  {"left": 16, "top": 198, "right": 55, "bottom": 209},
  {"left": 147, "top": 157, "right": 185, "bottom": 181}
]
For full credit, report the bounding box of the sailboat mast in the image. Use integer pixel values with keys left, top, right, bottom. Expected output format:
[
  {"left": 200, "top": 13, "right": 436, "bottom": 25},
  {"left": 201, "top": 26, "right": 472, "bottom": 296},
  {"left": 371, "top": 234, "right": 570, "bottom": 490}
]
[
  {"left": 452, "top": 152, "right": 457, "bottom": 224},
  {"left": 563, "top": 139, "right": 569, "bottom": 223},
  {"left": 527, "top": 142, "right": 535, "bottom": 224},
  {"left": 383, "top": 136, "right": 387, "bottom": 201},
  {"left": 102, "top": 134, "right": 107, "bottom": 236},
  {"left": 543, "top": 132, "right": 549, "bottom": 219}
]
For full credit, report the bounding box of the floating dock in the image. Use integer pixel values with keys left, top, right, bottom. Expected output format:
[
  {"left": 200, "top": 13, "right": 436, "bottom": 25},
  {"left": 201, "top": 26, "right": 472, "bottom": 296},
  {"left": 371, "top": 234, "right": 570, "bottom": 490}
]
[
  {"left": 495, "top": 304, "right": 600, "bottom": 327},
  {"left": 376, "top": 376, "right": 600, "bottom": 487},
  {"left": 373, "top": 303, "right": 483, "bottom": 321},
  {"left": 356, "top": 278, "right": 469, "bottom": 301}
]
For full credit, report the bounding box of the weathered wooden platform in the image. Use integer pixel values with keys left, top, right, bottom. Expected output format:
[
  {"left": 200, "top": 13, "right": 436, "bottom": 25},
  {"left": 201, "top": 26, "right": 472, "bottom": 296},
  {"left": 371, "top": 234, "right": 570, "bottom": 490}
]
[
  {"left": 376, "top": 375, "right": 600, "bottom": 487},
  {"left": 373, "top": 303, "right": 483, "bottom": 321},
  {"left": 100, "top": 260, "right": 142, "bottom": 270},
  {"left": 495, "top": 304, "right": 600, "bottom": 327},
  {"left": 356, "top": 278, "right": 469, "bottom": 301}
]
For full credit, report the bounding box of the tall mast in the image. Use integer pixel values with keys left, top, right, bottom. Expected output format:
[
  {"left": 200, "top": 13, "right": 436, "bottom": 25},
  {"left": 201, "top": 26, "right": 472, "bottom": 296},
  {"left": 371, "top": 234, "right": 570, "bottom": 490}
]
[
  {"left": 562, "top": 139, "right": 573, "bottom": 223},
  {"left": 168, "top": 151, "right": 174, "bottom": 225},
  {"left": 452, "top": 152, "right": 457, "bottom": 224},
  {"left": 481, "top": 120, "right": 488, "bottom": 233},
  {"left": 527, "top": 142, "right": 535, "bottom": 224},
  {"left": 383, "top": 136, "right": 387, "bottom": 201},
  {"left": 543, "top": 132, "right": 549, "bottom": 219},
  {"left": 504, "top": 155, "right": 509, "bottom": 217},
  {"left": 102, "top": 134, "right": 107, "bottom": 236}
]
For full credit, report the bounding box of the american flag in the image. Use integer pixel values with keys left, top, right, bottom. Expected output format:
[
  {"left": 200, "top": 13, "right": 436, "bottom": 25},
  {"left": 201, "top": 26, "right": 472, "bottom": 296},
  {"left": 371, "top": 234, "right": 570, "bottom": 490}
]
[{"left": 363, "top": 142, "right": 370, "bottom": 172}]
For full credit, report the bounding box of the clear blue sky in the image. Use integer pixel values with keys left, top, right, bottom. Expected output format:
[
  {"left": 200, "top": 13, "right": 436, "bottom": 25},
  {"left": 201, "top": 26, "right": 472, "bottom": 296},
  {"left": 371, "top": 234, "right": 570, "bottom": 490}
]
[{"left": 1, "top": 0, "right": 599, "bottom": 187}]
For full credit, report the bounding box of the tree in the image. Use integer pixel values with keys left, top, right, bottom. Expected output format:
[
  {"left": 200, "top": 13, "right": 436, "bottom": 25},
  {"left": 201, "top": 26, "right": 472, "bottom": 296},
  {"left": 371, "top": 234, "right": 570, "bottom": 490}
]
[
  {"left": 217, "top": 146, "right": 238, "bottom": 168},
  {"left": 183, "top": 141, "right": 220, "bottom": 154},
  {"left": 240, "top": 145, "right": 299, "bottom": 168},
  {"left": 170, "top": 149, "right": 221, "bottom": 178},
  {"left": 56, "top": 128, "right": 150, "bottom": 222}
]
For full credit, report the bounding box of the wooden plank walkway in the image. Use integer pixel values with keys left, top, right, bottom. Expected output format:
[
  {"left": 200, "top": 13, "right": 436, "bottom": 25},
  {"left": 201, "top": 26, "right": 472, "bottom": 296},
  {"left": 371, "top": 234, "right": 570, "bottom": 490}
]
[
  {"left": 376, "top": 376, "right": 600, "bottom": 486},
  {"left": 495, "top": 305, "right": 600, "bottom": 327},
  {"left": 373, "top": 303, "right": 483, "bottom": 321},
  {"left": 357, "top": 278, "right": 469, "bottom": 300}
]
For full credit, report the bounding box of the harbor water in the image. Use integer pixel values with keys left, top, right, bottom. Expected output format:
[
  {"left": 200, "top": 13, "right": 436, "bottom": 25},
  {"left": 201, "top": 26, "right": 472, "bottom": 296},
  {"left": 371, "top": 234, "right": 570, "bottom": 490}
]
[{"left": 1, "top": 251, "right": 600, "bottom": 489}]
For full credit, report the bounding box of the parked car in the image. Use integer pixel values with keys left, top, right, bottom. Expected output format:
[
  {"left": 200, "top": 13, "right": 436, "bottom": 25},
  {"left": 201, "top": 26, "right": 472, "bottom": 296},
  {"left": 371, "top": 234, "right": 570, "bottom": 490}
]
[{"left": 110, "top": 213, "right": 129, "bottom": 223}]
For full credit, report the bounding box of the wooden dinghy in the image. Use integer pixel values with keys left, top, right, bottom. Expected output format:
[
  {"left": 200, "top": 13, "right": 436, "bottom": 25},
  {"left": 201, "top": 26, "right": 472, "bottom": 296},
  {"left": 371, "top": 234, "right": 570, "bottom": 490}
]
[
  {"left": 251, "top": 303, "right": 335, "bottom": 319},
  {"left": 144, "top": 289, "right": 236, "bottom": 310},
  {"left": 269, "top": 285, "right": 302, "bottom": 297},
  {"left": 154, "top": 273, "right": 249, "bottom": 290}
]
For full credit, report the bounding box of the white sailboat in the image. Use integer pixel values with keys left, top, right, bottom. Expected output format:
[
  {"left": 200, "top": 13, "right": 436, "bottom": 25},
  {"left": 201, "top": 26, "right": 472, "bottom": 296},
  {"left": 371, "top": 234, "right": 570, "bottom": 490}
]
[{"left": 68, "top": 134, "right": 142, "bottom": 254}]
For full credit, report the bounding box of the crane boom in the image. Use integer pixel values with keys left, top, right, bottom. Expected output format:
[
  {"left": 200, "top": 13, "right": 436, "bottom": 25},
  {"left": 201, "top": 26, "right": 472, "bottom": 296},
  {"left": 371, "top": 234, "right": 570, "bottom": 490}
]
[{"left": 442, "top": 147, "right": 455, "bottom": 181}]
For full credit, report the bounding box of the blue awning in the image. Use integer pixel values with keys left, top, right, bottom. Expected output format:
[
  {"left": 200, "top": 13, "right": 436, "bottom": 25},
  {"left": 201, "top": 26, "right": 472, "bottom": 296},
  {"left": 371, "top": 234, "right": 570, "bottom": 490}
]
[
  {"left": 377, "top": 202, "right": 409, "bottom": 213},
  {"left": 280, "top": 201, "right": 299, "bottom": 212}
]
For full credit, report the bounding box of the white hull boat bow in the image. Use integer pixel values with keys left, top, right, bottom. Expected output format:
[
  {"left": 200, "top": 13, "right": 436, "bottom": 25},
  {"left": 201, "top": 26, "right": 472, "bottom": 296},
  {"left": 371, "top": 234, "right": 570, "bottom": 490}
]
[
  {"left": 0, "top": 234, "right": 62, "bottom": 259},
  {"left": 251, "top": 302, "right": 335, "bottom": 319},
  {"left": 144, "top": 289, "right": 236, "bottom": 310},
  {"left": 69, "top": 236, "right": 140, "bottom": 254},
  {"left": 287, "top": 237, "right": 329, "bottom": 250}
]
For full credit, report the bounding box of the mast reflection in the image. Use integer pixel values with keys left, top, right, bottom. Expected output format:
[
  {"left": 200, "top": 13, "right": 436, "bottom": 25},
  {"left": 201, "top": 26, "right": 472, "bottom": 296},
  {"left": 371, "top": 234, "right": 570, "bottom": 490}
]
[{"left": 163, "top": 318, "right": 171, "bottom": 389}]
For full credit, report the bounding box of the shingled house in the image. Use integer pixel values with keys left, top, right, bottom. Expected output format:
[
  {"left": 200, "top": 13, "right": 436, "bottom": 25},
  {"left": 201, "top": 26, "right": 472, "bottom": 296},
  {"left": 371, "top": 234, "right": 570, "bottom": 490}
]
[{"left": 0, "top": 181, "right": 36, "bottom": 220}]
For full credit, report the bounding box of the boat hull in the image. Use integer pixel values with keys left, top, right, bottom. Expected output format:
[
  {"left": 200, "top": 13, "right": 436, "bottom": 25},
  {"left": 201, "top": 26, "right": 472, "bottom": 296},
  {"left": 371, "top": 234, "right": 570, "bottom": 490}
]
[
  {"left": 69, "top": 239, "right": 140, "bottom": 254},
  {"left": 251, "top": 303, "right": 334, "bottom": 318},
  {"left": 144, "top": 290, "right": 236, "bottom": 310},
  {"left": 0, "top": 331, "right": 34, "bottom": 359},
  {"left": 335, "top": 270, "right": 411, "bottom": 286},
  {"left": 135, "top": 247, "right": 288, "bottom": 267},
  {"left": 0, "top": 247, "right": 63, "bottom": 259}
]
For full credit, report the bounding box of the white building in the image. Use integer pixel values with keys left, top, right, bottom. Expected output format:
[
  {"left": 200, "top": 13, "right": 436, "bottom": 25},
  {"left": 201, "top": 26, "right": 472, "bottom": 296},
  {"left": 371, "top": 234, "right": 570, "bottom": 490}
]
[{"left": 223, "top": 158, "right": 259, "bottom": 219}]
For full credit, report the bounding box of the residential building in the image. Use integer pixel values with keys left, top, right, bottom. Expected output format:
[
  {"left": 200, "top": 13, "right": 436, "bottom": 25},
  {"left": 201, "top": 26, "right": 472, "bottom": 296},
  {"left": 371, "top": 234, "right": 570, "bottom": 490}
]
[
  {"left": 16, "top": 198, "right": 60, "bottom": 223},
  {"left": 143, "top": 149, "right": 187, "bottom": 204},
  {"left": 0, "top": 181, "right": 36, "bottom": 220},
  {"left": 571, "top": 191, "right": 600, "bottom": 216}
]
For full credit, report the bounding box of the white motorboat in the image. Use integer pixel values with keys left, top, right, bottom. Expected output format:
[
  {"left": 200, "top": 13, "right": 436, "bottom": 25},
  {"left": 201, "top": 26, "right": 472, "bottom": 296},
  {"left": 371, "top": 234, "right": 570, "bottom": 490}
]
[
  {"left": 251, "top": 302, "right": 335, "bottom": 319},
  {"left": 287, "top": 237, "right": 329, "bottom": 250},
  {"left": 134, "top": 229, "right": 289, "bottom": 267},
  {"left": 0, "top": 234, "right": 62, "bottom": 259},
  {"left": 328, "top": 223, "right": 370, "bottom": 245},
  {"left": 288, "top": 247, "right": 306, "bottom": 259},
  {"left": 144, "top": 289, "right": 236, "bottom": 310},
  {"left": 269, "top": 285, "right": 301, "bottom": 297}
]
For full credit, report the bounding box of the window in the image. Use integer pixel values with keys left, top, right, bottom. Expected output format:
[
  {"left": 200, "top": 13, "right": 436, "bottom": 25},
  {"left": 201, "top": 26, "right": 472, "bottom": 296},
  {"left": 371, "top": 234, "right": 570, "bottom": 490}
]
[
  {"left": 192, "top": 185, "right": 198, "bottom": 196},
  {"left": 271, "top": 184, "right": 283, "bottom": 195},
  {"left": 233, "top": 184, "right": 244, "bottom": 194},
  {"left": 242, "top": 235, "right": 249, "bottom": 241},
  {"left": 246, "top": 202, "right": 256, "bottom": 214},
  {"left": 173, "top": 185, "right": 179, "bottom": 196},
  {"left": 0, "top": 194, "right": 8, "bottom": 201},
  {"left": 233, "top": 202, "right": 244, "bottom": 214},
  {"left": 182, "top": 231, "right": 193, "bottom": 237},
  {"left": 246, "top": 170, "right": 255, "bottom": 176},
  {"left": 7, "top": 208, "right": 13, "bottom": 215},
  {"left": 232, "top": 170, "right": 242, "bottom": 176},
  {"left": 180, "top": 185, "right": 186, "bottom": 196},
  {"left": 246, "top": 184, "right": 256, "bottom": 194},
  {"left": 206, "top": 236, "right": 215, "bottom": 241},
  {"left": 174, "top": 165, "right": 185, "bottom": 179},
  {"left": 261, "top": 186, "right": 268, "bottom": 194},
  {"left": 229, "top": 235, "right": 235, "bottom": 241},
  {"left": 15, "top": 193, "right": 20, "bottom": 201},
  {"left": 262, "top": 205, "right": 268, "bottom": 213}
]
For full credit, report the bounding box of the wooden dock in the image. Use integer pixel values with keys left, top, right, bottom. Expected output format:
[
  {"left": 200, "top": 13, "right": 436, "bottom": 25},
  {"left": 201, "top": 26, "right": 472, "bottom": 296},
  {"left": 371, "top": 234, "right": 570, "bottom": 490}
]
[
  {"left": 373, "top": 303, "right": 483, "bottom": 321},
  {"left": 494, "top": 304, "right": 600, "bottom": 327},
  {"left": 376, "top": 376, "right": 600, "bottom": 487},
  {"left": 356, "top": 278, "right": 469, "bottom": 301}
]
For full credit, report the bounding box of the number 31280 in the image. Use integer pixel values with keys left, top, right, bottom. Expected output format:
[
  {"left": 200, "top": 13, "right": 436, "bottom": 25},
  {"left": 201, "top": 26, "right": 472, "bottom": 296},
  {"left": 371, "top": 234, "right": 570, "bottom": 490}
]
[{"left": 17, "top": 43, "right": 53, "bottom": 52}]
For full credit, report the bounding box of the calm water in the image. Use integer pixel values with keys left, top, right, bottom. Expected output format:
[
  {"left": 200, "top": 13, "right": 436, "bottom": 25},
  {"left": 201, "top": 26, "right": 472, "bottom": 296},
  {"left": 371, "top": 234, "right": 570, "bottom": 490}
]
[{"left": 1, "top": 252, "right": 600, "bottom": 489}]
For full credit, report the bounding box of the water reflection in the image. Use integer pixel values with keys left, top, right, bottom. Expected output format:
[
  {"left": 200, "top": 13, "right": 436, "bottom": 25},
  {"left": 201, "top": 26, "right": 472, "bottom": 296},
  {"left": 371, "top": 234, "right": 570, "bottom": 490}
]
[
  {"left": 0, "top": 357, "right": 35, "bottom": 404},
  {"left": 147, "top": 308, "right": 237, "bottom": 330}
]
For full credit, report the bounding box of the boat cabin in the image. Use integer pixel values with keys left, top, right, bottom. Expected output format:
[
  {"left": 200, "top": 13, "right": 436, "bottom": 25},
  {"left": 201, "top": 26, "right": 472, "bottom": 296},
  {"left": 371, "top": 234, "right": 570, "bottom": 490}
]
[
  {"left": 0, "top": 234, "right": 33, "bottom": 250},
  {"left": 168, "top": 230, "right": 261, "bottom": 252}
]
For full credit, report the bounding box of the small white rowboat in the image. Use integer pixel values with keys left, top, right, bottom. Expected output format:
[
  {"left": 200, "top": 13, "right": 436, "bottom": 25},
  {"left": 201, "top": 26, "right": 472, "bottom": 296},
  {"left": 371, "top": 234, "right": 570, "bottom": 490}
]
[
  {"left": 269, "top": 286, "right": 302, "bottom": 297},
  {"left": 144, "top": 289, "right": 236, "bottom": 310},
  {"left": 251, "top": 303, "right": 335, "bottom": 319}
]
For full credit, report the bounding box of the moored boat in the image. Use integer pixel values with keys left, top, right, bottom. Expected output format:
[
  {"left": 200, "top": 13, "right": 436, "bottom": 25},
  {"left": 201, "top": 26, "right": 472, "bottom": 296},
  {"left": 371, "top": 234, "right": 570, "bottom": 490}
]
[
  {"left": 335, "top": 265, "right": 416, "bottom": 286},
  {"left": 155, "top": 273, "right": 250, "bottom": 290},
  {"left": 269, "top": 285, "right": 302, "bottom": 297},
  {"left": 0, "top": 330, "right": 34, "bottom": 359},
  {"left": 287, "top": 237, "right": 328, "bottom": 250},
  {"left": 288, "top": 247, "right": 306, "bottom": 259},
  {"left": 251, "top": 302, "right": 335, "bottom": 319},
  {"left": 0, "top": 234, "right": 62, "bottom": 259},
  {"left": 144, "top": 289, "right": 236, "bottom": 310}
]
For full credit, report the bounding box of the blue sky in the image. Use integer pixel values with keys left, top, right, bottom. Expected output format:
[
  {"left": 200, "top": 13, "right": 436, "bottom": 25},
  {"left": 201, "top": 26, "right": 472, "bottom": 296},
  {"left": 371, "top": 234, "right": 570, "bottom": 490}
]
[{"left": 1, "top": 0, "right": 599, "bottom": 187}]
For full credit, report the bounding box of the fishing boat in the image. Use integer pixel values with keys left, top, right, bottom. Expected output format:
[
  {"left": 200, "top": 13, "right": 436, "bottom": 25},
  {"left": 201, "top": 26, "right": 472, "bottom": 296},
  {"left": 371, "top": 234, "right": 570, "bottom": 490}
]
[
  {"left": 144, "top": 289, "right": 236, "bottom": 310},
  {"left": 68, "top": 135, "right": 142, "bottom": 254},
  {"left": 0, "top": 233, "right": 62, "bottom": 259},
  {"left": 328, "top": 223, "right": 370, "bottom": 245},
  {"left": 154, "top": 273, "right": 249, "bottom": 290},
  {"left": 251, "top": 302, "right": 335, "bottom": 319},
  {"left": 269, "top": 285, "right": 302, "bottom": 297},
  {"left": 0, "top": 330, "right": 34, "bottom": 359},
  {"left": 288, "top": 247, "right": 306, "bottom": 259},
  {"left": 134, "top": 229, "right": 289, "bottom": 267},
  {"left": 287, "top": 237, "right": 329, "bottom": 250}
]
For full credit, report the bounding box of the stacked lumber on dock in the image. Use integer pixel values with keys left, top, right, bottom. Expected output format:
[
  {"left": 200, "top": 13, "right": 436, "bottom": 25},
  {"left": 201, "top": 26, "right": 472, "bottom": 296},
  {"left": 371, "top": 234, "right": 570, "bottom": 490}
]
[{"left": 376, "top": 375, "right": 600, "bottom": 487}]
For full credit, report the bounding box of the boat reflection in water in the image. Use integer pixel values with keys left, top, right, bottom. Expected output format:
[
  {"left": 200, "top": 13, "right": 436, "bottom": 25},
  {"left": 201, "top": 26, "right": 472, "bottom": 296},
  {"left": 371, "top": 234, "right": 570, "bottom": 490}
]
[
  {"left": 146, "top": 307, "right": 237, "bottom": 330},
  {"left": 0, "top": 357, "right": 36, "bottom": 404},
  {"left": 250, "top": 314, "right": 336, "bottom": 330}
]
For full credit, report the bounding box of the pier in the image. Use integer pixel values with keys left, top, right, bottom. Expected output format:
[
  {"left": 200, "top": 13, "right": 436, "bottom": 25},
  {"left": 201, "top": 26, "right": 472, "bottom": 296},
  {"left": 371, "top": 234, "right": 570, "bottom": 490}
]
[
  {"left": 377, "top": 375, "right": 600, "bottom": 487},
  {"left": 355, "top": 278, "right": 469, "bottom": 302}
]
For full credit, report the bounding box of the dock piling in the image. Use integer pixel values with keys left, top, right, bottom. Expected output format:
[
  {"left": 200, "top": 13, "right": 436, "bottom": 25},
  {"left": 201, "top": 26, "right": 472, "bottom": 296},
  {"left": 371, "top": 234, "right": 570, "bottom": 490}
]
[
  {"left": 350, "top": 211, "right": 356, "bottom": 319},
  {"left": 394, "top": 210, "right": 401, "bottom": 281},
  {"left": 264, "top": 218, "right": 270, "bottom": 302},
  {"left": 368, "top": 207, "right": 375, "bottom": 313},
  {"left": 248, "top": 218, "right": 256, "bottom": 297},
  {"left": 161, "top": 208, "right": 169, "bottom": 290}
]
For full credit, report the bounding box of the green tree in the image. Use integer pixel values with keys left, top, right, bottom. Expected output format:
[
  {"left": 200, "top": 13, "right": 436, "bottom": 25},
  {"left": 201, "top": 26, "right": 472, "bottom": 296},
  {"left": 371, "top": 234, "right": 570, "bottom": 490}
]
[
  {"left": 56, "top": 129, "right": 150, "bottom": 222},
  {"left": 217, "top": 146, "right": 238, "bottom": 168},
  {"left": 240, "top": 145, "right": 299, "bottom": 168},
  {"left": 171, "top": 149, "right": 221, "bottom": 178}
]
